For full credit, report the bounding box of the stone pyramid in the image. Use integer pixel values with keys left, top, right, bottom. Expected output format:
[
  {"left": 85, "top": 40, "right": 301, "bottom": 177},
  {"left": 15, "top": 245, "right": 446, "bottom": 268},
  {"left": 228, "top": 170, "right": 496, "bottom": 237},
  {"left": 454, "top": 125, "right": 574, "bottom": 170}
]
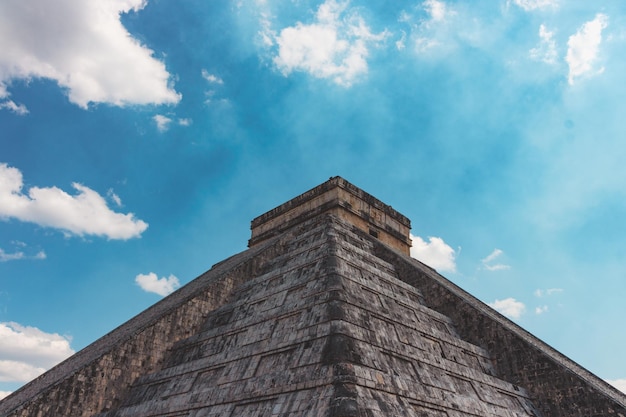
[{"left": 1, "top": 177, "right": 625, "bottom": 417}]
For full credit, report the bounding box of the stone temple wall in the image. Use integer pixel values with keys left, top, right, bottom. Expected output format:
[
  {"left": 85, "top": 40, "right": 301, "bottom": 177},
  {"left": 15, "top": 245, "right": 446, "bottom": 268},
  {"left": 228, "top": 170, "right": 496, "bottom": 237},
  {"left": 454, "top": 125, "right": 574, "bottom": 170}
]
[
  {"left": 374, "top": 239, "right": 626, "bottom": 417},
  {"left": 89, "top": 214, "right": 542, "bottom": 417},
  {"left": 2, "top": 176, "right": 625, "bottom": 417}
]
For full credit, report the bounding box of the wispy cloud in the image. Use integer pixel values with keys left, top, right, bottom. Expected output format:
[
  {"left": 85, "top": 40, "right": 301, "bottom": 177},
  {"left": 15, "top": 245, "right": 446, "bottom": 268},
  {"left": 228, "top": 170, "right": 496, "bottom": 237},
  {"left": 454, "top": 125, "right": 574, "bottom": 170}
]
[
  {"left": 107, "top": 189, "right": 122, "bottom": 207},
  {"left": 153, "top": 115, "right": 192, "bottom": 132},
  {"left": 566, "top": 14, "right": 608, "bottom": 85},
  {"left": 272, "top": 0, "right": 388, "bottom": 86},
  {"left": 410, "top": 234, "right": 457, "bottom": 273},
  {"left": 397, "top": 0, "right": 458, "bottom": 55},
  {"left": 0, "top": 99, "right": 28, "bottom": 115},
  {"left": 202, "top": 70, "right": 224, "bottom": 85},
  {"left": 0, "top": 247, "right": 45, "bottom": 262},
  {"left": 396, "top": 30, "right": 407, "bottom": 50},
  {"left": 0, "top": 322, "right": 74, "bottom": 383},
  {"left": 530, "top": 24, "right": 558, "bottom": 65},
  {"left": 511, "top": 0, "right": 559, "bottom": 11},
  {"left": 488, "top": 298, "right": 526, "bottom": 320},
  {"left": 533, "top": 288, "right": 563, "bottom": 315},
  {"left": 534, "top": 288, "right": 564, "bottom": 297},
  {"left": 0, "top": 163, "right": 148, "bottom": 240},
  {"left": 202, "top": 69, "right": 226, "bottom": 105},
  {"left": 135, "top": 272, "right": 180, "bottom": 297},
  {"left": 481, "top": 249, "right": 511, "bottom": 271},
  {"left": 0, "top": 249, "right": 24, "bottom": 262},
  {"left": 0, "top": 0, "right": 180, "bottom": 108}
]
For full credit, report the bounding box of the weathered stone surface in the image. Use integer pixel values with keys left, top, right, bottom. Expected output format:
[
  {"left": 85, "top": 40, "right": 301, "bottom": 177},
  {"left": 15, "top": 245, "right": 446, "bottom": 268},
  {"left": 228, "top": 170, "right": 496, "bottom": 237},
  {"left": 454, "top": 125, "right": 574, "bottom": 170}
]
[
  {"left": 375, "top": 241, "right": 626, "bottom": 417},
  {"left": 87, "top": 214, "right": 539, "bottom": 417},
  {"left": 1, "top": 176, "right": 625, "bottom": 417},
  {"left": 249, "top": 176, "right": 412, "bottom": 255}
]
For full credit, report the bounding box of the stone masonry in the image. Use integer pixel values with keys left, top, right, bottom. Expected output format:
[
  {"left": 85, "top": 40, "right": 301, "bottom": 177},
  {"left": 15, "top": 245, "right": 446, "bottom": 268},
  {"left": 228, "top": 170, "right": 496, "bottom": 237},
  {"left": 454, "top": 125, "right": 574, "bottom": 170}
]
[{"left": 1, "top": 176, "right": 625, "bottom": 417}]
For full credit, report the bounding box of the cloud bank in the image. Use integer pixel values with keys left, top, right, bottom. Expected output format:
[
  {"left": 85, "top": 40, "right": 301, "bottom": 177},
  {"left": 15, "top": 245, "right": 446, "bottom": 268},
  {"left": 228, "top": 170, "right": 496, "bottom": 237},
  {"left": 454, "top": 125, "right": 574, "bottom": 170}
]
[
  {"left": 135, "top": 272, "right": 180, "bottom": 296},
  {"left": 0, "top": 163, "right": 148, "bottom": 239},
  {"left": 512, "top": 0, "right": 558, "bottom": 11},
  {"left": 0, "top": 0, "right": 180, "bottom": 109},
  {"left": 0, "top": 322, "right": 74, "bottom": 384}
]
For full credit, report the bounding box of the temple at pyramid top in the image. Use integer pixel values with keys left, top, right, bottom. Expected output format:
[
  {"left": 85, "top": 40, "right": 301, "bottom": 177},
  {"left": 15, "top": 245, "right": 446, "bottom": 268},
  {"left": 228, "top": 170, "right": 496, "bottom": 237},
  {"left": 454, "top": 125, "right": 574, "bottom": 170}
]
[{"left": 249, "top": 176, "right": 412, "bottom": 254}]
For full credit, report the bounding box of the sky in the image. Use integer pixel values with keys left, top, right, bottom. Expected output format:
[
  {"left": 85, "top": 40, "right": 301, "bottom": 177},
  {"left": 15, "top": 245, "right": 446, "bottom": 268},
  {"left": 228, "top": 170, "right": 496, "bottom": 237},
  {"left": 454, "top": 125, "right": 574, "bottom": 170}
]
[{"left": 1, "top": 0, "right": 626, "bottom": 399}]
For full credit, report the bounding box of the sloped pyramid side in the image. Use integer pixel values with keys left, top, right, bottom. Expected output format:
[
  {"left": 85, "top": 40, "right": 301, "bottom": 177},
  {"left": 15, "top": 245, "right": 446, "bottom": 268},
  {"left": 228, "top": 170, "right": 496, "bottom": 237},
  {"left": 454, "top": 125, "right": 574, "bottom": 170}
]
[
  {"left": 2, "top": 181, "right": 626, "bottom": 417},
  {"left": 93, "top": 214, "right": 541, "bottom": 417},
  {"left": 372, "top": 237, "right": 626, "bottom": 417},
  {"left": 0, "top": 228, "right": 298, "bottom": 417}
]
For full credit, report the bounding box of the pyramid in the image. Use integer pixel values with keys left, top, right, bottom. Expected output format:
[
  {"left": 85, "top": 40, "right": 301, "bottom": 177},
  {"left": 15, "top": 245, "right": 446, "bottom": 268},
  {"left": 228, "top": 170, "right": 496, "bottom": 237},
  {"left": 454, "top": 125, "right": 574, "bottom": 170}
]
[{"left": 1, "top": 177, "right": 625, "bottom": 417}]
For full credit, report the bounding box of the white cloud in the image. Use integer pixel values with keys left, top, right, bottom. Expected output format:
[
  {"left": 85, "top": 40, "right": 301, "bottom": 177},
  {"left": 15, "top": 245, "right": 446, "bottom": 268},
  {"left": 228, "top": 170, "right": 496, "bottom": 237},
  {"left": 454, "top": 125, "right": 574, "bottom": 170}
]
[
  {"left": 0, "top": 391, "right": 11, "bottom": 400},
  {"left": 530, "top": 24, "right": 558, "bottom": 65},
  {"left": 0, "top": 322, "right": 74, "bottom": 383},
  {"left": 488, "top": 298, "right": 526, "bottom": 320},
  {"left": 153, "top": 114, "right": 173, "bottom": 132},
  {"left": 135, "top": 272, "right": 180, "bottom": 297},
  {"left": 535, "top": 305, "right": 548, "bottom": 314},
  {"left": 0, "top": 360, "right": 46, "bottom": 383},
  {"left": 566, "top": 14, "right": 608, "bottom": 85},
  {"left": 0, "top": 100, "right": 29, "bottom": 115},
  {"left": 0, "top": 163, "right": 148, "bottom": 240},
  {"left": 410, "top": 234, "right": 457, "bottom": 273},
  {"left": 481, "top": 248, "right": 511, "bottom": 271},
  {"left": 0, "top": 0, "right": 180, "bottom": 108},
  {"left": 273, "top": 0, "right": 388, "bottom": 86},
  {"left": 512, "top": 0, "right": 558, "bottom": 11},
  {"left": 178, "top": 118, "right": 192, "bottom": 127},
  {"left": 607, "top": 379, "right": 626, "bottom": 394}
]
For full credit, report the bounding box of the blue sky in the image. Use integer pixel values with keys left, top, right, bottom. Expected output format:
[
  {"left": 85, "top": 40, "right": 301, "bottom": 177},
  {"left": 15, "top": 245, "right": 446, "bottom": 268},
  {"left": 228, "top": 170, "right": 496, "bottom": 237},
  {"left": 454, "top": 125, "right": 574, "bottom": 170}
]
[{"left": 1, "top": 0, "right": 625, "bottom": 398}]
